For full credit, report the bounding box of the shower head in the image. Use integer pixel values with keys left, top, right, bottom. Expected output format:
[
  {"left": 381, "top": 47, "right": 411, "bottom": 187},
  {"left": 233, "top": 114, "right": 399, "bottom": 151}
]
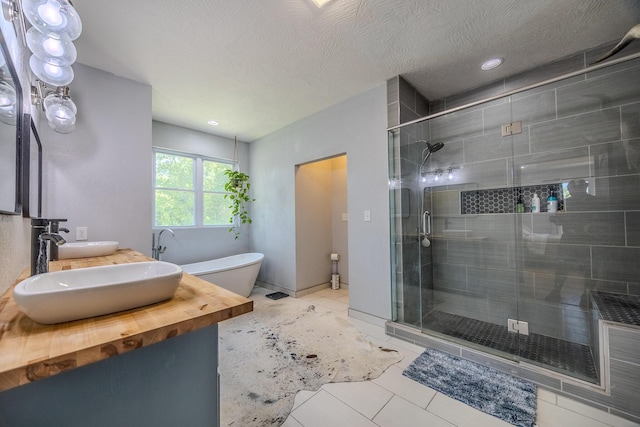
[
  {"left": 420, "top": 141, "right": 445, "bottom": 173},
  {"left": 425, "top": 142, "right": 444, "bottom": 153}
]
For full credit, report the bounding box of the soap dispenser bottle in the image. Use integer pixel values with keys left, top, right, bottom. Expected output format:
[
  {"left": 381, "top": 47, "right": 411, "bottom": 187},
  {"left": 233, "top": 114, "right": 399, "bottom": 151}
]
[
  {"left": 547, "top": 189, "right": 558, "bottom": 213},
  {"left": 531, "top": 193, "right": 541, "bottom": 213}
]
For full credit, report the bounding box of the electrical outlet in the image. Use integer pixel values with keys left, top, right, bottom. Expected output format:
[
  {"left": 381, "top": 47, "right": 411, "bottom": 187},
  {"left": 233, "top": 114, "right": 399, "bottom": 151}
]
[
  {"left": 364, "top": 210, "right": 371, "bottom": 222},
  {"left": 76, "top": 226, "right": 88, "bottom": 241},
  {"left": 341, "top": 213, "right": 348, "bottom": 221}
]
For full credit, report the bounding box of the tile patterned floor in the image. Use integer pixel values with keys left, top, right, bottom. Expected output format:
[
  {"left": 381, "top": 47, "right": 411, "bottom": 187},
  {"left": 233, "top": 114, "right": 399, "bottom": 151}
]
[
  {"left": 245, "top": 287, "right": 639, "bottom": 427},
  {"left": 422, "top": 310, "right": 599, "bottom": 382}
]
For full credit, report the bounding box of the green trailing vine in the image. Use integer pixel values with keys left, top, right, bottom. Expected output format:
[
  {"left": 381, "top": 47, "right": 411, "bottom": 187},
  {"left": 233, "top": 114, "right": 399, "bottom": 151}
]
[{"left": 224, "top": 169, "right": 255, "bottom": 239}]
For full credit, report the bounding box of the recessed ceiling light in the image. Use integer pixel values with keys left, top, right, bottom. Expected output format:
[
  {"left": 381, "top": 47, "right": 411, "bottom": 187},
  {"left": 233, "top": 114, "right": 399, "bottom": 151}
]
[
  {"left": 481, "top": 57, "right": 503, "bottom": 71},
  {"left": 311, "top": 0, "right": 333, "bottom": 7},
  {"left": 208, "top": 120, "right": 219, "bottom": 126}
]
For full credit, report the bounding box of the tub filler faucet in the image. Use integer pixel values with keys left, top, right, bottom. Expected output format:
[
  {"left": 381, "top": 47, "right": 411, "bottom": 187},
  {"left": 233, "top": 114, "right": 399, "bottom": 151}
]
[{"left": 152, "top": 228, "right": 175, "bottom": 260}]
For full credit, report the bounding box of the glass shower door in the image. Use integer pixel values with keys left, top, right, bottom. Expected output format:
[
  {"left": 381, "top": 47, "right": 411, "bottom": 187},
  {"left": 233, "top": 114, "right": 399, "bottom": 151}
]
[
  {"left": 420, "top": 100, "right": 523, "bottom": 362},
  {"left": 389, "top": 121, "right": 433, "bottom": 328}
]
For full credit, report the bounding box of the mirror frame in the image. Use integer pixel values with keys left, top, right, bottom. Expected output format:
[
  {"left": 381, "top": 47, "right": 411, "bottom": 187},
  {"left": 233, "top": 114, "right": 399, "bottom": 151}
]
[
  {"left": 0, "top": 27, "right": 26, "bottom": 216},
  {"left": 30, "top": 117, "right": 41, "bottom": 217}
]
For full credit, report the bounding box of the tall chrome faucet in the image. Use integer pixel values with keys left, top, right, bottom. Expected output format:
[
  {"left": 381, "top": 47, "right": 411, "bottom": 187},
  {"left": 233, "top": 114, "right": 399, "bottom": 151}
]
[
  {"left": 152, "top": 228, "right": 175, "bottom": 260},
  {"left": 48, "top": 219, "right": 69, "bottom": 261},
  {"left": 31, "top": 218, "right": 67, "bottom": 275}
]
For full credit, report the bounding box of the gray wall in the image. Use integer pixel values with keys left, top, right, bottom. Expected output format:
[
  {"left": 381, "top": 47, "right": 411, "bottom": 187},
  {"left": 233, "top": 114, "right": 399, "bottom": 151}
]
[
  {"left": 37, "top": 63, "right": 153, "bottom": 256},
  {"left": 250, "top": 84, "right": 390, "bottom": 320},
  {"left": 151, "top": 121, "right": 251, "bottom": 265}
]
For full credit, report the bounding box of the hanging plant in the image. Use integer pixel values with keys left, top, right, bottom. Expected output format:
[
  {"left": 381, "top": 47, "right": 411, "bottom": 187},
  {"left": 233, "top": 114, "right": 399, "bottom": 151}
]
[{"left": 224, "top": 169, "right": 255, "bottom": 239}]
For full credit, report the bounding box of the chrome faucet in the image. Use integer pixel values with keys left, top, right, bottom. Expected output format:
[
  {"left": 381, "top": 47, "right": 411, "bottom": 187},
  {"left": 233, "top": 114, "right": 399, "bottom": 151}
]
[
  {"left": 48, "top": 218, "right": 69, "bottom": 261},
  {"left": 36, "top": 232, "right": 67, "bottom": 274},
  {"left": 31, "top": 218, "right": 66, "bottom": 275},
  {"left": 152, "top": 228, "right": 175, "bottom": 260}
]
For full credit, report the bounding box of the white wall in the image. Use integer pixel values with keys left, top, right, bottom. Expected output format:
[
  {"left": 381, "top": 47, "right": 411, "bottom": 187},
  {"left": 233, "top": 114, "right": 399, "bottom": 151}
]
[
  {"left": 250, "top": 84, "right": 391, "bottom": 320},
  {"left": 37, "top": 63, "right": 152, "bottom": 256},
  {"left": 151, "top": 121, "right": 251, "bottom": 265}
]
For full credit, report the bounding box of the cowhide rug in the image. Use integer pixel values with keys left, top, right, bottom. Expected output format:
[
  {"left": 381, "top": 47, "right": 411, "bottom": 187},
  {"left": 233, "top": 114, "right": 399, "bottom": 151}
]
[{"left": 219, "top": 295, "right": 402, "bottom": 426}]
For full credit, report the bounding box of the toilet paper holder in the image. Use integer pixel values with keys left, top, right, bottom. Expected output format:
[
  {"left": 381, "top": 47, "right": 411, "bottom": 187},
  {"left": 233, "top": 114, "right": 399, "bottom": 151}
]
[{"left": 330, "top": 253, "right": 340, "bottom": 289}]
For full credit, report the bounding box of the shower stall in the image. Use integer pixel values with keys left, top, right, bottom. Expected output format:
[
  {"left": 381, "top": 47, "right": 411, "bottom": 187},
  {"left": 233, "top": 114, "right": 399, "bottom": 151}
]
[{"left": 388, "top": 51, "right": 640, "bottom": 386}]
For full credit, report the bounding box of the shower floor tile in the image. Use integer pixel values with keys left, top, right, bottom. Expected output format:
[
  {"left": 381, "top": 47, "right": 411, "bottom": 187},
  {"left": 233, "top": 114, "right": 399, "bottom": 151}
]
[{"left": 422, "top": 310, "right": 599, "bottom": 382}]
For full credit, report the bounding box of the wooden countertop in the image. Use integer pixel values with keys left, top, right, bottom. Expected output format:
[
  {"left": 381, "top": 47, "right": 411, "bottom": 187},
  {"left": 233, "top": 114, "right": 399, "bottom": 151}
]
[{"left": 0, "top": 249, "right": 253, "bottom": 393}]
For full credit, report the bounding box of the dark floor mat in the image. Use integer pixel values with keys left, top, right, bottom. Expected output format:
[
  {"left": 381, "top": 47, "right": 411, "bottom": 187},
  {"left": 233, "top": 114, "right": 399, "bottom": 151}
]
[{"left": 266, "top": 292, "right": 289, "bottom": 300}]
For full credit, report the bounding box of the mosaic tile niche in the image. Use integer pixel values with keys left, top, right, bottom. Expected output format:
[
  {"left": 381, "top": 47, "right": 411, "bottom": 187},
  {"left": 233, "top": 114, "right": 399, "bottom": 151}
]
[{"left": 461, "top": 183, "right": 563, "bottom": 214}]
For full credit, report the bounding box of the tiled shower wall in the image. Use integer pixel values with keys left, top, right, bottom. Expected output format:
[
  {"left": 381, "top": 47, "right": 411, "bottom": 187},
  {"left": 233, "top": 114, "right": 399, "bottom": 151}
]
[
  {"left": 389, "top": 41, "right": 640, "bottom": 423},
  {"left": 388, "top": 76, "right": 431, "bottom": 325},
  {"left": 422, "top": 54, "right": 640, "bottom": 345}
]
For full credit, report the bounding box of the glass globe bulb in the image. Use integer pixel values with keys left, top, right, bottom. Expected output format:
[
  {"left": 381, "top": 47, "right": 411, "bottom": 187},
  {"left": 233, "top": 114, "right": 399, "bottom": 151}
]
[
  {"left": 44, "top": 93, "right": 77, "bottom": 134},
  {"left": 26, "top": 27, "right": 77, "bottom": 66},
  {"left": 22, "top": 0, "right": 82, "bottom": 41},
  {"left": 0, "top": 81, "right": 16, "bottom": 108},
  {"left": 48, "top": 115, "right": 75, "bottom": 133},
  {"left": 44, "top": 92, "right": 76, "bottom": 119},
  {"left": 0, "top": 82, "right": 16, "bottom": 125},
  {"left": 29, "top": 54, "right": 74, "bottom": 86}
]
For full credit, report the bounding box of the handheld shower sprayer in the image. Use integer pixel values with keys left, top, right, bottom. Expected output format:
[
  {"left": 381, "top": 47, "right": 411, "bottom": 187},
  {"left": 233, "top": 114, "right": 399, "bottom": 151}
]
[{"left": 422, "top": 210, "right": 432, "bottom": 247}]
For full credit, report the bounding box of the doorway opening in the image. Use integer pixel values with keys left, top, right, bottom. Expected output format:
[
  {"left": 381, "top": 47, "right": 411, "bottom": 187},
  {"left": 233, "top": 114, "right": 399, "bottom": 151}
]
[{"left": 294, "top": 154, "right": 348, "bottom": 294}]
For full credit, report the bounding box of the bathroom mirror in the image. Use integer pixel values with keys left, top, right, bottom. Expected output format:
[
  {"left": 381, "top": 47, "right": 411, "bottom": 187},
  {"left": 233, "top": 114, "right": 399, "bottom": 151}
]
[{"left": 0, "top": 30, "right": 24, "bottom": 215}]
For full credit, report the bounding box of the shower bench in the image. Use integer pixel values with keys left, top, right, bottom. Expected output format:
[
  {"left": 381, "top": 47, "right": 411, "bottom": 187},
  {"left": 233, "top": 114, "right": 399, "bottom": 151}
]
[{"left": 587, "top": 291, "right": 640, "bottom": 420}]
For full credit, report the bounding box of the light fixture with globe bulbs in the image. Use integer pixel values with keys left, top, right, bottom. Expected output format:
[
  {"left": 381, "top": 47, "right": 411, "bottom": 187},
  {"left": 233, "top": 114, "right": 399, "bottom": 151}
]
[
  {"left": 32, "top": 82, "right": 76, "bottom": 133},
  {"left": 2, "top": 0, "right": 82, "bottom": 133}
]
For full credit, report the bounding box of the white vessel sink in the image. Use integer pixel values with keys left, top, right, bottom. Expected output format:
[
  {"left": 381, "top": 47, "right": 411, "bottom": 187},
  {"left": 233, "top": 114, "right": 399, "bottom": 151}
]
[
  {"left": 58, "top": 241, "right": 119, "bottom": 259},
  {"left": 13, "top": 261, "right": 183, "bottom": 324}
]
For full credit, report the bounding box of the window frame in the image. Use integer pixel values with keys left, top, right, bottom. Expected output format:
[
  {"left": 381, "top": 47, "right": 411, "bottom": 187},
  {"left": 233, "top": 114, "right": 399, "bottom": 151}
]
[{"left": 153, "top": 148, "right": 235, "bottom": 228}]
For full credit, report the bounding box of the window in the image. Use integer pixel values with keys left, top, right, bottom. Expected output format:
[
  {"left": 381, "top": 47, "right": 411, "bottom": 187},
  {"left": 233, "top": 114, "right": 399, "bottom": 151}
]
[{"left": 153, "top": 150, "right": 233, "bottom": 227}]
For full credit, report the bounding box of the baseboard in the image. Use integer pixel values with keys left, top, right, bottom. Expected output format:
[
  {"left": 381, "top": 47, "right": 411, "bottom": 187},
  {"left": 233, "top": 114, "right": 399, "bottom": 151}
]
[
  {"left": 255, "top": 281, "right": 349, "bottom": 298},
  {"left": 348, "top": 308, "right": 388, "bottom": 328},
  {"left": 255, "top": 281, "right": 294, "bottom": 297}
]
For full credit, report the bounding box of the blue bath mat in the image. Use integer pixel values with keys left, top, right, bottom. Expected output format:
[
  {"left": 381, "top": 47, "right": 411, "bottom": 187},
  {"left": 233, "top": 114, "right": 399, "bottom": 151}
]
[{"left": 403, "top": 348, "right": 537, "bottom": 427}]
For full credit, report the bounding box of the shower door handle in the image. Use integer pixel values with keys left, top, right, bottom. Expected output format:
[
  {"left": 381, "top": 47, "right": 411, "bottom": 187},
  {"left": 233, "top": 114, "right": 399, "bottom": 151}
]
[{"left": 422, "top": 211, "right": 431, "bottom": 236}]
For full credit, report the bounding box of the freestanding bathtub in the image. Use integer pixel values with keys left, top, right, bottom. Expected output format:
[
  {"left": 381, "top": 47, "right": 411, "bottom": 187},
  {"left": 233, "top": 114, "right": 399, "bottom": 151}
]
[{"left": 181, "top": 253, "right": 264, "bottom": 297}]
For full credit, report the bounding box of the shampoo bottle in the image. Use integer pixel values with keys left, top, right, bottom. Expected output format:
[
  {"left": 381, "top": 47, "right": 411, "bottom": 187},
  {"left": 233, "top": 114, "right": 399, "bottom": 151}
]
[
  {"left": 516, "top": 194, "right": 524, "bottom": 213},
  {"left": 531, "top": 193, "right": 541, "bottom": 213}
]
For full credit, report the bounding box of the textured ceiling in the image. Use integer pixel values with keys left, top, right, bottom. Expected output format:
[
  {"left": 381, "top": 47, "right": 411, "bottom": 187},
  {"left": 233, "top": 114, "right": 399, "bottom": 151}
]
[{"left": 72, "top": 0, "right": 640, "bottom": 141}]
